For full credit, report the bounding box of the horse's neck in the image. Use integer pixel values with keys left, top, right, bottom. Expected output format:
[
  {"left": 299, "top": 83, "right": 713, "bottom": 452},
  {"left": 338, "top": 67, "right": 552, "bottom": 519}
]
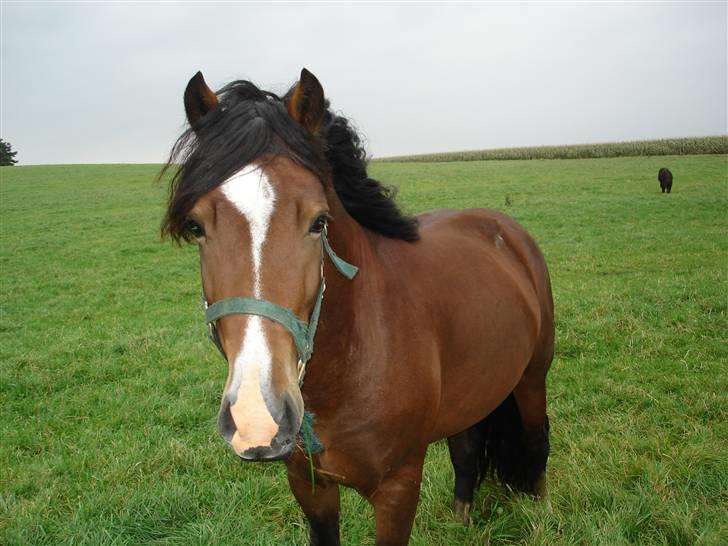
[
  {"left": 325, "top": 187, "right": 372, "bottom": 275},
  {"left": 323, "top": 186, "right": 377, "bottom": 317},
  {"left": 304, "top": 190, "right": 383, "bottom": 403}
]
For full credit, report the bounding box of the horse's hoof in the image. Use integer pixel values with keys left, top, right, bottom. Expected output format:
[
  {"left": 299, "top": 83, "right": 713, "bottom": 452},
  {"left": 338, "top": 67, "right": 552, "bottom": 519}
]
[
  {"left": 452, "top": 499, "right": 471, "bottom": 526},
  {"left": 533, "top": 473, "right": 547, "bottom": 500}
]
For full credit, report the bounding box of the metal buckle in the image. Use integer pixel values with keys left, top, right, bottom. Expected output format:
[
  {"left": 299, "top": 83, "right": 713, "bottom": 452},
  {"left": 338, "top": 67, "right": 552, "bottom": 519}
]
[{"left": 297, "top": 359, "right": 307, "bottom": 386}]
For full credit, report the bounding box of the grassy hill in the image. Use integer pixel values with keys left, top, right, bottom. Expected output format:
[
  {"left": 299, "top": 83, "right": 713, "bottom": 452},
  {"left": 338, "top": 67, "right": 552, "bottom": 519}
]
[{"left": 1, "top": 155, "right": 726, "bottom": 544}]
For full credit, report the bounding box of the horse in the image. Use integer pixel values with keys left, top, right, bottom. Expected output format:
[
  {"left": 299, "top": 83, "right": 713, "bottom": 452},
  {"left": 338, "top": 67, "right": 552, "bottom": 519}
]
[
  {"left": 658, "top": 167, "right": 673, "bottom": 193},
  {"left": 161, "top": 68, "right": 554, "bottom": 546}
]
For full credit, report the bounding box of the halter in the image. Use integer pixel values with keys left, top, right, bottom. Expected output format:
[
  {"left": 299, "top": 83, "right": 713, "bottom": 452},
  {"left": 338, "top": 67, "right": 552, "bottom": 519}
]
[{"left": 202, "top": 226, "right": 358, "bottom": 387}]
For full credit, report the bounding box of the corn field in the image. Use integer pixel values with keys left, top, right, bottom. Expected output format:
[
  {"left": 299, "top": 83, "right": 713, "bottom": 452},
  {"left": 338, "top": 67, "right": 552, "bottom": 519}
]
[{"left": 378, "top": 136, "right": 728, "bottom": 163}]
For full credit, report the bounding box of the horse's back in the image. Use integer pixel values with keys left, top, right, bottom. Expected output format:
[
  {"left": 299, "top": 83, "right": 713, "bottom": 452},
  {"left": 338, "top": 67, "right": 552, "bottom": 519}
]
[{"left": 417, "top": 208, "right": 552, "bottom": 312}]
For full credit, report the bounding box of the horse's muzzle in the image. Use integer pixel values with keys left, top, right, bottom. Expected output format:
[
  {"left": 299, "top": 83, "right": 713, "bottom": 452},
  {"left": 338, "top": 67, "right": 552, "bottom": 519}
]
[
  {"left": 218, "top": 391, "right": 301, "bottom": 463},
  {"left": 238, "top": 434, "right": 295, "bottom": 461}
]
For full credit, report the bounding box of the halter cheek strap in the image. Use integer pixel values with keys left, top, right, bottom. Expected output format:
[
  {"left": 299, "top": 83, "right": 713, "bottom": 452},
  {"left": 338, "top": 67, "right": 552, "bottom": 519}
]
[
  {"left": 322, "top": 232, "right": 359, "bottom": 279},
  {"left": 202, "top": 229, "right": 358, "bottom": 386}
]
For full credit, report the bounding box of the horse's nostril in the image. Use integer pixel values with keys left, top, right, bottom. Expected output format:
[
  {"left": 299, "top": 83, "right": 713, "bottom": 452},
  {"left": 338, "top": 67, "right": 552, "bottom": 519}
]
[
  {"left": 277, "top": 393, "right": 303, "bottom": 438},
  {"left": 217, "top": 397, "right": 236, "bottom": 441}
]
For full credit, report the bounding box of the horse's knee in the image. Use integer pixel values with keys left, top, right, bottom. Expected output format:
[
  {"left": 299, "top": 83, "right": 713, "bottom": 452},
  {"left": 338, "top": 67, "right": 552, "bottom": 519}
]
[
  {"left": 370, "top": 456, "right": 425, "bottom": 546},
  {"left": 309, "top": 514, "right": 341, "bottom": 546},
  {"left": 287, "top": 458, "right": 341, "bottom": 545}
]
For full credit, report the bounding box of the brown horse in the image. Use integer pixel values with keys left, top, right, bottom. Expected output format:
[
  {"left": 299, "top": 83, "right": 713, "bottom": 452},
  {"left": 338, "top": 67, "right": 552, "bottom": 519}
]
[{"left": 162, "top": 68, "right": 554, "bottom": 546}]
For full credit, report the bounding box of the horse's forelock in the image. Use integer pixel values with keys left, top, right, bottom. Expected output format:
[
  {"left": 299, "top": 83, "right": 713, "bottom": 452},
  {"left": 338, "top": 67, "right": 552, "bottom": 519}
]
[{"left": 161, "top": 80, "right": 327, "bottom": 242}]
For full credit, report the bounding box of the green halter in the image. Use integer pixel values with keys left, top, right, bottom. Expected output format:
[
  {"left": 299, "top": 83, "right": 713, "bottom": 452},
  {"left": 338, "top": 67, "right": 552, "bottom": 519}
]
[
  {"left": 202, "top": 227, "right": 358, "bottom": 461},
  {"left": 203, "top": 228, "right": 358, "bottom": 381}
]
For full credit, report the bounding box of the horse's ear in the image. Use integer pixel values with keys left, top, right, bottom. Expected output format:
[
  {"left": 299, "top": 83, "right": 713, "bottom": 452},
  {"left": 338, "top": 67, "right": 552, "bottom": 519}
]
[
  {"left": 287, "top": 68, "right": 325, "bottom": 135},
  {"left": 184, "top": 71, "right": 219, "bottom": 128}
]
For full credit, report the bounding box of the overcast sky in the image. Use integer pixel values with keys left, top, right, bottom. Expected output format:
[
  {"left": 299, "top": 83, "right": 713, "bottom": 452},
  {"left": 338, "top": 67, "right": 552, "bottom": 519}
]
[{"left": 1, "top": 2, "right": 725, "bottom": 165}]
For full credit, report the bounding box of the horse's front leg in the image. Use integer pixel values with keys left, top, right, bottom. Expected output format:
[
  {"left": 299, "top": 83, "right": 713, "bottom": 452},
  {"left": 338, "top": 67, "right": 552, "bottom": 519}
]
[
  {"left": 369, "top": 451, "right": 426, "bottom": 546},
  {"left": 287, "top": 456, "right": 341, "bottom": 546}
]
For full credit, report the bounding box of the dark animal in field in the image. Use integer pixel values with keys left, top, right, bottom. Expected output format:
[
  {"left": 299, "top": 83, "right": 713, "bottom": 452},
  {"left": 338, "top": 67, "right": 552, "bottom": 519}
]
[
  {"left": 162, "top": 68, "right": 554, "bottom": 546},
  {"left": 658, "top": 167, "right": 673, "bottom": 193}
]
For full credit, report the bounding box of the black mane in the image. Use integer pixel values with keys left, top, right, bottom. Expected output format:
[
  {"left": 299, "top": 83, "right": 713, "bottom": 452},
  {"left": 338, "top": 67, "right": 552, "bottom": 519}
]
[{"left": 162, "top": 79, "right": 419, "bottom": 242}]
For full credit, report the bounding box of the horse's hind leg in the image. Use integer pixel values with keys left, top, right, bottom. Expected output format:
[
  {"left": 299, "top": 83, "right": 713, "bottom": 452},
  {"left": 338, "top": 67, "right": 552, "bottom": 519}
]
[
  {"left": 447, "top": 425, "right": 484, "bottom": 524},
  {"left": 512, "top": 368, "right": 550, "bottom": 498}
]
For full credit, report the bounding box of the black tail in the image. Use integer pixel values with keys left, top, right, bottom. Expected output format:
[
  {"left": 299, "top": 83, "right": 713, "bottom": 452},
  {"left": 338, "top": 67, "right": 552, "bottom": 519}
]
[{"left": 476, "top": 393, "right": 550, "bottom": 494}]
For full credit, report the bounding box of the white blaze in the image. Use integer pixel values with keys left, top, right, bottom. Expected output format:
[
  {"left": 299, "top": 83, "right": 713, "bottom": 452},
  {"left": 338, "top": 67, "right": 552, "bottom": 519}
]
[
  {"left": 219, "top": 165, "right": 278, "bottom": 447},
  {"left": 220, "top": 164, "right": 276, "bottom": 298}
]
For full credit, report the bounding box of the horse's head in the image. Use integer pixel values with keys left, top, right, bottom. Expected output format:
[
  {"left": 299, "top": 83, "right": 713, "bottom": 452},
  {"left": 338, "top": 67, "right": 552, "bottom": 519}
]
[{"left": 163, "top": 69, "right": 336, "bottom": 461}]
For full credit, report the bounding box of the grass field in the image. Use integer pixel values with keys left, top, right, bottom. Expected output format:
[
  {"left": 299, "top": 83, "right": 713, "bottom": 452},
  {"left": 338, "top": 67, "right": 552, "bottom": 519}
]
[{"left": 1, "top": 154, "right": 727, "bottom": 545}]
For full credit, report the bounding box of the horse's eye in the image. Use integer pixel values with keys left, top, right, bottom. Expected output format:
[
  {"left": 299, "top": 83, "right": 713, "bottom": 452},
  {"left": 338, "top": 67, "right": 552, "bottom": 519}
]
[
  {"left": 309, "top": 215, "right": 328, "bottom": 235},
  {"left": 184, "top": 219, "right": 205, "bottom": 239}
]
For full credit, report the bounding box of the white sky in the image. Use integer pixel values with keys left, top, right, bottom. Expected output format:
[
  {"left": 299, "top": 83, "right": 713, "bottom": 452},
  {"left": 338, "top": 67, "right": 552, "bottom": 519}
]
[{"left": 1, "top": 1, "right": 726, "bottom": 165}]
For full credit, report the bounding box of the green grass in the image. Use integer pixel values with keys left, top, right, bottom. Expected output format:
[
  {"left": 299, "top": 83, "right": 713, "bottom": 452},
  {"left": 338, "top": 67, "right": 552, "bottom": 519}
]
[
  {"left": 379, "top": 136, "right": 728, "bottom": 163},
  {"left": 1, "top": 155, "right": 727, "bottom": 545}
]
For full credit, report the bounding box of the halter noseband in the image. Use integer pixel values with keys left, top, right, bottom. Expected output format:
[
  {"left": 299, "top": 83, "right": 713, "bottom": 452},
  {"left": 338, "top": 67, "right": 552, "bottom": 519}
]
[{"left": 202, "top": 227, "right": 358, "bottom": 387}]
